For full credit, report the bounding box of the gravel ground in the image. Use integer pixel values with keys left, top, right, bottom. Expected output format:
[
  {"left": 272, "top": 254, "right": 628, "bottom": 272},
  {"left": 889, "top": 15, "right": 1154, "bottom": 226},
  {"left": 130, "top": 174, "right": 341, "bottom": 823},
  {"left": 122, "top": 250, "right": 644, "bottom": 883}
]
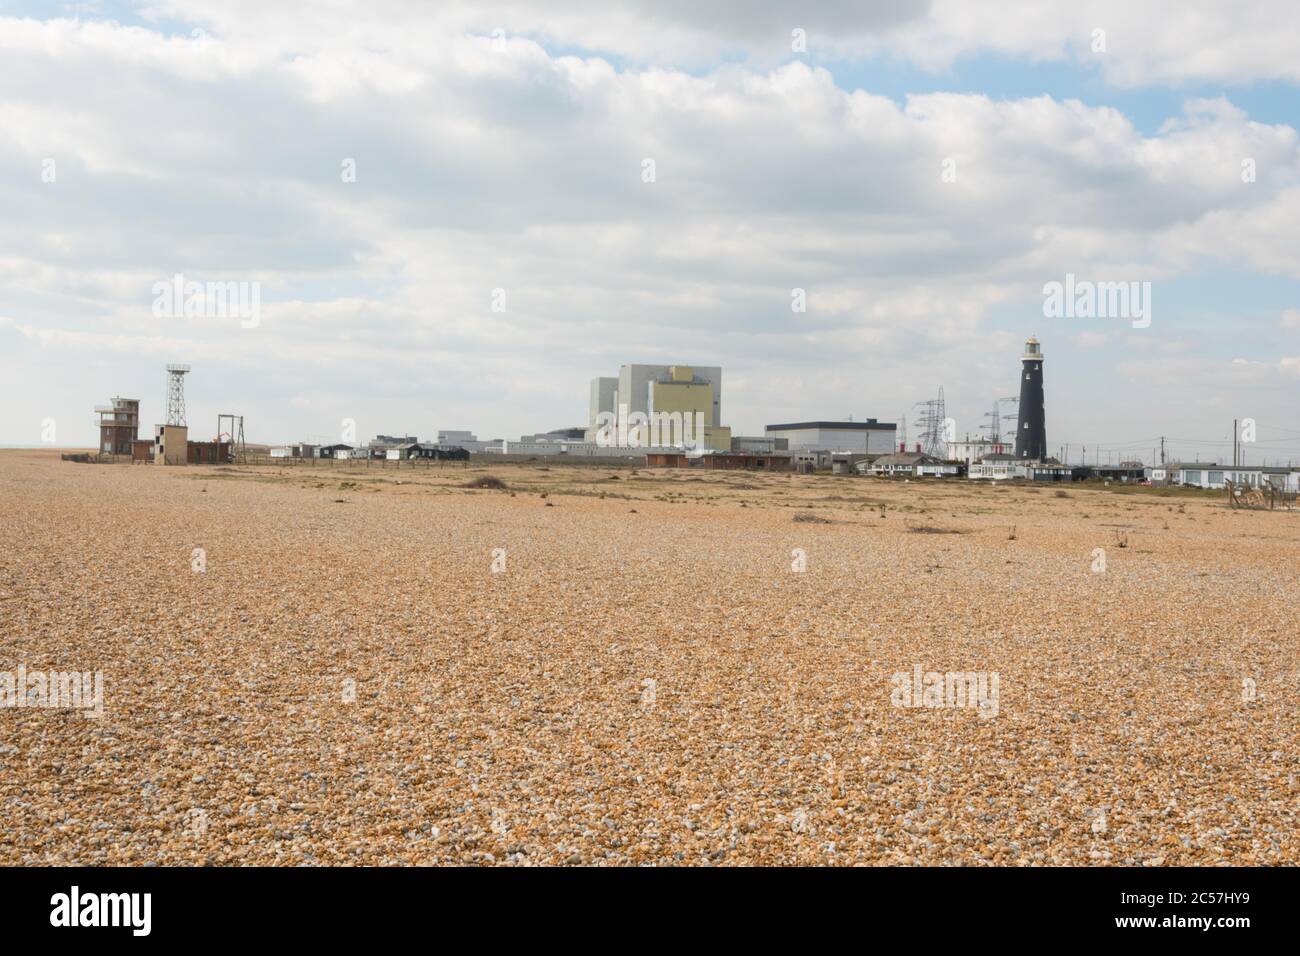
[{"left": 1, "top": 449, "right": 1296, "bottom": 865}]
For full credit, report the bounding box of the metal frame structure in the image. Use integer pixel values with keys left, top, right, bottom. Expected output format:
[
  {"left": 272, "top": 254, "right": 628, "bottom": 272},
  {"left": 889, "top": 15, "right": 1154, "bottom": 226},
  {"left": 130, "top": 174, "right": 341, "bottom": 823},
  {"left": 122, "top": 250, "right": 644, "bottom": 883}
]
[
  {"left": 217, "top": 413, "right": 246, "bottom": 463},
  {"left": 165, "top": 364, "right": 191, "bottom": 426},
  {"left": 913, "top": 386, "right": 948, "bottom": 459}
]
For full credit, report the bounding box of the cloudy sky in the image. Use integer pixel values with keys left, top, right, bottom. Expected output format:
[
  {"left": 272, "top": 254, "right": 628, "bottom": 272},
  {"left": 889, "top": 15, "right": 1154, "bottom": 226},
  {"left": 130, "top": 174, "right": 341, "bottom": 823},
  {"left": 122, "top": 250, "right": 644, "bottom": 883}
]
[{"left": 4, "top": 0, "right": 1299, "bottom": 464}]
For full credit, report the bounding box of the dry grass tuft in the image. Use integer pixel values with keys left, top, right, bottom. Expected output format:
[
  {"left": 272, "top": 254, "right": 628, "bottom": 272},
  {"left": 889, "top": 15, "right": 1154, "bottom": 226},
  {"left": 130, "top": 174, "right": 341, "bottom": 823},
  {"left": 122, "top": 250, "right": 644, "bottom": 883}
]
[
  {"left": 907, "top": 522, "right": 968, "bottom": 534},
  {"left": 793, "top": 511, "right": 832, "bottom": 524}
]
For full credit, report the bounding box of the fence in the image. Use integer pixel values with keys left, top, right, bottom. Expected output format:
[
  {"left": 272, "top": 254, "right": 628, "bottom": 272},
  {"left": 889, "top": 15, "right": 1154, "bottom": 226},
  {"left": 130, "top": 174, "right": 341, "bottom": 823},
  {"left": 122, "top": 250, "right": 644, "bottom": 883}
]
[{"left": 238, "top": 454, "right": 470, "bottom": 470}]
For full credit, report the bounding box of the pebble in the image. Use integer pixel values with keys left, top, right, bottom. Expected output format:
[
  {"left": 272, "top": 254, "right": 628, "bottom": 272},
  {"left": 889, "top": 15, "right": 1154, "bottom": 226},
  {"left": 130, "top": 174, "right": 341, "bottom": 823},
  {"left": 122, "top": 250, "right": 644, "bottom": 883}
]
[{"left": 0, "top": 452, "right": 1295, "bottom": 865}]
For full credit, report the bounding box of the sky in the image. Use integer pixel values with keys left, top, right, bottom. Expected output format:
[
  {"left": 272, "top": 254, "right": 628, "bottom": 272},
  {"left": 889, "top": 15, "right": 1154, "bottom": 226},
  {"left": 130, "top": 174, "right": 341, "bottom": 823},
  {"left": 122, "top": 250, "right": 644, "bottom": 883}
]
[{"left": 3, "top": 0, "right": 1299, "bottom": 465}]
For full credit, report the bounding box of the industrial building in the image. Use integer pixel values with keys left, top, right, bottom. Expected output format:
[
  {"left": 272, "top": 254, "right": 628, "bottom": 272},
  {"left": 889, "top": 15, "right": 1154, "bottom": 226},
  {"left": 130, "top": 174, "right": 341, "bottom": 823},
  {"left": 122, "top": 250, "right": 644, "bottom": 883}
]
[
  {"left": 732, "top": 436, "right": 788, "bottom": 454},
  {"left": 588, "top": 364, "right": 723, "bottom": 430},
  {"left": 502, "top": 437, "right": 692, "bottom": 458},
  {"left": 585, "top": 364, "right": 731, "bottom": 452},
  {"left": 368, "top": 434, "right": 418, "bottom": 457},
  {"left": 764, "top": 420, "right": 896, "bottom": 455},
  {"left": 642, "top": 366, "right": 730, "bottom": 450},
  {"left": 587, "top": 363, "right": 721, "bottom": 433},
  {"left": 520, "top": 428, "right": 587, "bottom": 442},
  {"left": 95, "top": 397, "right": 140, "bottom": 455},
  {"left": 588, "top": 378, "right": 618, "bottom": 431},
  {"left": 501, "top": 439, "right": 612, "bottom": 457},
  {"left": 437, "top": 430, "right": 503, "bottom": 453}
]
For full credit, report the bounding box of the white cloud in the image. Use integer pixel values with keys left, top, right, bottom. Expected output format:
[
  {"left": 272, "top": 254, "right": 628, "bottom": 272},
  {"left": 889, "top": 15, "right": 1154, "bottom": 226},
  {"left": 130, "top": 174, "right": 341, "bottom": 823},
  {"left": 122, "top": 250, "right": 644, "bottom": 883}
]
[
  {"left": 2, "top": 9, "right": 1299, "bottom": 449},
  {"left": 1073, "top": 331, "right": 1110, "bottom": 348},
  {"left": 128, "top": 1, "right": 1300, "bottom": 86}
]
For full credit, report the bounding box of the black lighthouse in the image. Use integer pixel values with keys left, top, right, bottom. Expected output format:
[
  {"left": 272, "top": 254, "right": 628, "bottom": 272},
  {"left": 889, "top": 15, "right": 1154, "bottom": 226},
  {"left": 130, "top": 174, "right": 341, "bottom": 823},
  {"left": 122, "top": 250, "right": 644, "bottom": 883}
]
[{"left": 1014, "top": 336, "right": 1047, "bottom": 460}]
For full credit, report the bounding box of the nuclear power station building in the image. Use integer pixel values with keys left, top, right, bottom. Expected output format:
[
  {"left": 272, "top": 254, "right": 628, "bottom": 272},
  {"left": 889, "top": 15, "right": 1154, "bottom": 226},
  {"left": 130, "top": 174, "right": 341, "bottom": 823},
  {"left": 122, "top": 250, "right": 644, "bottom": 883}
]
[
  {"left": 586, "top": 364, "right": 730, "bottom": 451},
  {"left": 1014, "top": 336, "right": 1047, "bottom": 460}
]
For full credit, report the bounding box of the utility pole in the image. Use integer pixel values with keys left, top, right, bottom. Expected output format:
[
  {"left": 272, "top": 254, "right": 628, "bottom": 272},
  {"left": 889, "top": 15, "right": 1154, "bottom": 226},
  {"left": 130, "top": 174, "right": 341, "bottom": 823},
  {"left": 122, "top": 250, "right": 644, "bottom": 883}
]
[
  {"left": 1233, "top": 418, "right": 1238, "bottom": 467},
  {"left": 1160, "top": 436, "right": 1166, "bottom": 466}
]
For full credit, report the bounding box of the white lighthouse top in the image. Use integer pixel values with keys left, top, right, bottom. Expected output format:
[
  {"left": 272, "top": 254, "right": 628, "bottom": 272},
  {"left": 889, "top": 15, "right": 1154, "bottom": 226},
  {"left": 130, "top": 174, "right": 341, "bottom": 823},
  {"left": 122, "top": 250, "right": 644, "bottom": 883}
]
[{"left": 1022, "top": 336, "right": 1043, "bottom": 361}]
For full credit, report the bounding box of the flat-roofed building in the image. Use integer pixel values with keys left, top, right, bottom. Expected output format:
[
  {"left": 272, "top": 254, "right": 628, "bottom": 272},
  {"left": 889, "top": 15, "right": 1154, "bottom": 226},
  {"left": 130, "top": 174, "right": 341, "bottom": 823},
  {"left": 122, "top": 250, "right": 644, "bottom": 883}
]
[
  {"left": 586, "top": 364, "right": 723, "bottom": 442},
  {"left": 1014, "top": 459, "right": 1071, "bottom": 481},
  {"left": 698, "top": 452, "right": 789, "bottom": 472},
  {"left": 765, "top": 420, "right": 896, "bottom": 455},
  {"left": 153, "top": 424, "right": 188, "bottom": 465},
  {"left": 1172, "top": 463, "right": 1298, "bottom": 491},
  {"left": 948, "top": 436, "right": 1012, "bottom": 467},
  {"left": 187, "top": 440, "right": 231, "bottom": 464},
  {"left": 733, "top": 435, "right": 788, "bottom": 454},
  {"left": 436, "top": 430, "right": 503, "bottom": 453},
  {"left": 585, "top": 364, "right": 730, "bottom": 451},
  {"left": 620, "top": 364, "right": 721, "bottom": 427},
  {"left": 95, "top": 397, "right": 140, "bottom": 455},
  {"left": 968, "top": 452, "right": 1018, "bottom": 480},
  {"left": 588, "top": 378, "right": 618, "bottom": 432}
]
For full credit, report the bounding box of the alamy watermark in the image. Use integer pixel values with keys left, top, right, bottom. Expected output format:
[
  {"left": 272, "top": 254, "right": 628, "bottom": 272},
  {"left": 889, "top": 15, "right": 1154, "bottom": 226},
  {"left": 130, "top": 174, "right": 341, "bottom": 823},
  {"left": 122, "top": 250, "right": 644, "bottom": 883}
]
[
  {"left": 890, "top": 664, "right": 999, "bottom": 718},
  {"left": 50, "top": 886, "right": 150, "bottom": 936},
  {"left": 152, "top": 273, "right": 261, "bottom": 328},
  {"left": 1, "top": 666, "right": 103, "bottom": 718},
  {"left": 1043, "top": 273, "right": 1150, "bottom": 329},
  {"left": 593, "top": 404, "right": 708, "bottom": 450}
]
